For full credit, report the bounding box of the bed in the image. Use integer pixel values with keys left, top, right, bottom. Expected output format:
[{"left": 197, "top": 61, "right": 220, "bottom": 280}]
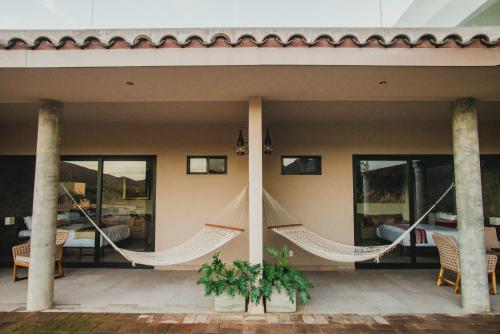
[
  {"left": 376, "top": 223, "right": 458, "bottom": 247},
  {"left": 18, "top": 223, "right": 130, "bottom": 248}
]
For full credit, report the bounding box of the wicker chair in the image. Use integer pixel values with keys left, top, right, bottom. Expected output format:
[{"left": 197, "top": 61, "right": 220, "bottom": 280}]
[
  {"left": 12, "top": 229, "right": 69, "bottom": 282},
  {"left": 432, "top": 232, "right": 497, "bottom": 295}
]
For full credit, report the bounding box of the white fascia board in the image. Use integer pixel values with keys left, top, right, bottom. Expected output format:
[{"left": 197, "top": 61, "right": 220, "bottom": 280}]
[{"left": 0, "top": 47, "right": 498, "bottom": 69}]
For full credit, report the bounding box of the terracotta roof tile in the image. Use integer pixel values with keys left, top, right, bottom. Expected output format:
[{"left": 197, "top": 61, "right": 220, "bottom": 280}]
[{"left": 0, "top": 28, "right": 498, "bottom": 50}]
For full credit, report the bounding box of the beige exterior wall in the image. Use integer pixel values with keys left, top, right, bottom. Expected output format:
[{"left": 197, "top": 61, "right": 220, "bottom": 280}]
[{"left": 1, "top": 111, "right": 499, "bottom": 270}]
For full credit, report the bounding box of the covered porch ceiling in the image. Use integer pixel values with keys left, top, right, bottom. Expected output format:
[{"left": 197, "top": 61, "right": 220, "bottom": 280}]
[{"left": 1, "top": 65, "right": 500, "bottom": 104}]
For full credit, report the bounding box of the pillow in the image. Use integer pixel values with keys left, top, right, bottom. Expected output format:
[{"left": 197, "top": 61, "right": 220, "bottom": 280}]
[
  {"left": 363, "top": 215, "right": 381, "bottom": 227},
  {"left": 436, "top": 212, "right": 457, "bottom": 221},
  {"left": 383, "top": 214, "right": 404, "bottom": 225},
  {"left": 24, "top": 216, "right": 33, "bottom": 230},
  {"left": 436, "top": 218, "right": 457, "bottom": 229}
]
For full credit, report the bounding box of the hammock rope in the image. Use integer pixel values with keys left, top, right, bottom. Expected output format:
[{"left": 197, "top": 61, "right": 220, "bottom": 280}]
[
  {"left": 263, "top": 184, "right": 455, "bottom": 263},
  {"left": 60, "top": 184, "right": 247, "bottom": 266}
]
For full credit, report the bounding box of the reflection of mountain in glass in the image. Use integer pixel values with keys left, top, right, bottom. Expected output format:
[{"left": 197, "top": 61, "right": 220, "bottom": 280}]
[
  {"left": 60, "top": 162, "right": 98, "bottom": 204},
  {"left": 102, "top": 173, "right": 147, "bottom": 202},
  {"left": 60, "top": 161, "right": 148, "bottom": 202}
]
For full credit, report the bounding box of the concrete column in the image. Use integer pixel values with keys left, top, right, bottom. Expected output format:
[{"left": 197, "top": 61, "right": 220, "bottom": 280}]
[
  {"left": 27, "top": 100, "right": 63, "bottom": 312},
  {"left": 413, "top": 161, "right": 426, "bottom": 220},
  {"left": 451, "top": 97, "right": 490, "bottom": 313},
  {"left": 248, "top": 97, "right": 264, "bottom": 314}
]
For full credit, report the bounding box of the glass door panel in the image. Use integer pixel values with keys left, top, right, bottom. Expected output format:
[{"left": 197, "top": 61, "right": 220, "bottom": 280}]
[
  {"left": 58, "top": 160, "right": 99, "bottom": 263},
  {"left": 100, "top": 159, "right": 153, "bottom": 263},
  {"left": 355, "top": 160, "right": 412, "bottom": 263},
  {"left": 412, "top": 159, "right": 455, "bottom": 264}
]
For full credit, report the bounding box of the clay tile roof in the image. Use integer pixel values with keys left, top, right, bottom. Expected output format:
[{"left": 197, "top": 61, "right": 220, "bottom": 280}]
[{"left": 0, "top": 27, "right": 499, "bottom": 50}]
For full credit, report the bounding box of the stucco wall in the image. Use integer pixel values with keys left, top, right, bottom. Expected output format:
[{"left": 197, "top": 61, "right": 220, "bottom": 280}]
[{"left": 1, "top": 116, "right": 499, "bottom": 270}]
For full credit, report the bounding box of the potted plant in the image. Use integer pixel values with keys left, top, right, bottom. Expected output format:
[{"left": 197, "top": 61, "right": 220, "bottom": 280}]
[
  {"left": 197, "top": 252, "right": 261, "bottom": 312},
  {"left": 261, "top": 245, "right": 314, "bottom": 313}
]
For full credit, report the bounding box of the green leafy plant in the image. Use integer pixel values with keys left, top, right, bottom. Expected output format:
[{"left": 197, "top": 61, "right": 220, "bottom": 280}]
[
  {"left": 197, "top": 252, "right": 262, "bottom": 303},
  {"left": 261, "top": 245, "right": 314, "bottom": 305}
]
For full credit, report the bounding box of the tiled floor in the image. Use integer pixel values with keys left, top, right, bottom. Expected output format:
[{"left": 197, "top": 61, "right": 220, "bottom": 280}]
[
  {"left": 1, "top": 268, "right": 499, "bottom": 314},
  {"left": 0, "top": 312, "right": 499, "bottom": 333}
]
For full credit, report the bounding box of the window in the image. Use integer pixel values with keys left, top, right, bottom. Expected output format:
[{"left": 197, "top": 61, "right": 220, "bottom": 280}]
[
  {"left": 187, "top": 156, "right": 227, "bottom": 174},
  {"left": 281, "top": 156, "right": 321, "bottom": 175}
]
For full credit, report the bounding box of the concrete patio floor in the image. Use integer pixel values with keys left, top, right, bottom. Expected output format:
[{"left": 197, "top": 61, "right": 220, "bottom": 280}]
[{"left": 0, "top": 268, "right": 499, "bottom": 314}]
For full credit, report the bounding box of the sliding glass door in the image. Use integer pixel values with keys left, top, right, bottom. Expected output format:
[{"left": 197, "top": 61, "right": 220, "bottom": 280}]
[
  {"left": 100, "top": 159, "right": 154, "bottom": 263},
  {"left": 58, "top": 156, "right": 155, "bottom": 266},
  {"left": 354, "top": 155, "right": 457, "bottom": 268},
  {"left": 0, "top": 155, "right": 155, "bottom": 267}
]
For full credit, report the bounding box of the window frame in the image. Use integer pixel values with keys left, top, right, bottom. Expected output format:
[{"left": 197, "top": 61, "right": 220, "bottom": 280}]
[
  {"left": 187, "top": 155, "right": 228, "bottom": 175},
  {"left": 281, "top": 155, "right": 322, "bottom": 175}
]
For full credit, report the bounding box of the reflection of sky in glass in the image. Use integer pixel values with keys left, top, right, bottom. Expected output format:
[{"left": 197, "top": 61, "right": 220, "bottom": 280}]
[
  {"left": 1, "top": 0, "right": 497, "bottom": 29},
  {"left": 190, "top": 158, "right": 207, "bottom": 173},
  {"left": 283, "top": 158, "right": 299, "bottom": 167},
  {"left": 103, "top": 161, "right": 146, "bottom": 181},
  {"left": 64, "top": 160, "right": 98, "bottom": 171}
]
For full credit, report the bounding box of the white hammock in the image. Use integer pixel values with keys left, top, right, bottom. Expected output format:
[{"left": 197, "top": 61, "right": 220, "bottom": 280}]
[
  {"left": 61, "top": 185, "right": 247, "bottom": 266},
  {"left": 263, "top": 184, "right": 454, "bottom": 263}
]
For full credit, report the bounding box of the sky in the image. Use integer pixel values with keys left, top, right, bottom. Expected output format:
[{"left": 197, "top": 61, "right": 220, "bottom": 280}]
[
  {"left": 0, "top": 0, "right": 416, "bottom": 30},
  {"left": 0, "top": 0, "right": 492, "bottom": 30}
]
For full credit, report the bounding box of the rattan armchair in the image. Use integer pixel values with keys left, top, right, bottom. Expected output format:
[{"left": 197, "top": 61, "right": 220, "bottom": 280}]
[
  {"left": 433, "top": 232, "right": 497, "bottom": 295},
  {"left": 12, "top": 229, "right": 69, "bottom": 282}
]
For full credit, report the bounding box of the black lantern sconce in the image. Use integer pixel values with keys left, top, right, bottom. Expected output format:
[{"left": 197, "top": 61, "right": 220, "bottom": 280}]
[
  {"left": 234, "top": 128, "right": 273, "bottom": 155},
  {"left": 235, "top": 128, "right": 248, "bottom": 156},
  {"left": 263, "top": 129, "right": 273, "bottom": 155}
]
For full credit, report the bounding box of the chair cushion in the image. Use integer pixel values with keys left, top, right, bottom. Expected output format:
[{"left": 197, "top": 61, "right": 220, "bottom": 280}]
[
  {"left": 15, "top": 255, "right": 58, "bottom": 263},
  {"left": 15, "top": 256, "right": 30, "bottom": 263}
]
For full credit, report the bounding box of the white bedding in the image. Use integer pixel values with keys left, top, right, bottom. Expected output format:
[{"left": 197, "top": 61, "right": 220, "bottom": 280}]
[
  {"left": 18, "top": 223, "right": 130, "bottom": 248},
  {"left": 376, "top": 223, "right": 458, "bottom": 247}
]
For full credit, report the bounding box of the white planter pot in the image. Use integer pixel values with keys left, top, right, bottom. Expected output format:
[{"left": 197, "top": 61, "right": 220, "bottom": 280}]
[
  {"left": 265, "top": 287, "right": 296, "bottom": 313},
  {"left": 214, "top": 292, "right": 246, "bottom": 313}
]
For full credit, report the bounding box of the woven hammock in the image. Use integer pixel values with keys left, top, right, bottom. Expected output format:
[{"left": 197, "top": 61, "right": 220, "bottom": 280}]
[
  {"left": 61, "top": 185, "right": 247, "bottom": 266},
  {"left": 263, "top": 184, "right": 455, "bottom": 263}
]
